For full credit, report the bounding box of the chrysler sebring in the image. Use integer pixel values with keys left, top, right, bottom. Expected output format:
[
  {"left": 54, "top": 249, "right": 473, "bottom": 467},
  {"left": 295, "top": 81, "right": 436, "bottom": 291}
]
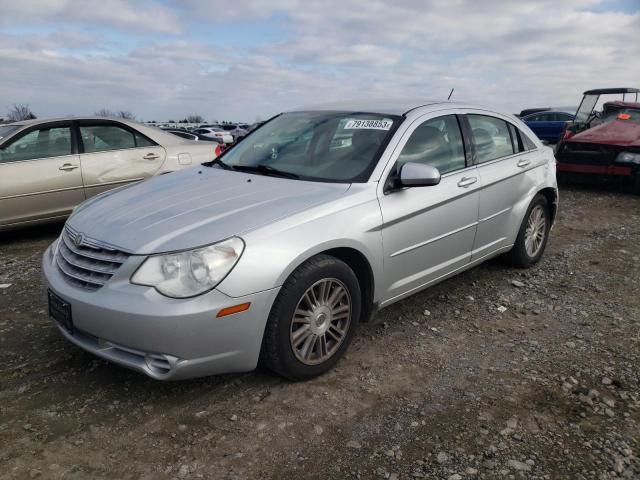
[{"left": 42, "top": 100, "right": 558, "bottom": 381}]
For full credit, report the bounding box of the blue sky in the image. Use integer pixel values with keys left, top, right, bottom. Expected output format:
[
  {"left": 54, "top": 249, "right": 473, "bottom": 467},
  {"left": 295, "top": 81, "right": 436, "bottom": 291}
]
[{"left": 1, "top": 0, "right": 639, "bottom": 122}]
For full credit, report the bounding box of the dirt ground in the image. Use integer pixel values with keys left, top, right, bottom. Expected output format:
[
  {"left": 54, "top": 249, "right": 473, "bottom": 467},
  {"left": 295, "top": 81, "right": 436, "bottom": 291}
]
[{"left": 0, "top": 185, "right": 638, "bottom": 480}]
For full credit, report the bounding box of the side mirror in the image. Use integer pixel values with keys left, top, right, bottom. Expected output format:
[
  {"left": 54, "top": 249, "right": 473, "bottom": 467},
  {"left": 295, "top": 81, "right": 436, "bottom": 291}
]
[{"left": 400, "top": 162, "right": 441, "bottom": 187}]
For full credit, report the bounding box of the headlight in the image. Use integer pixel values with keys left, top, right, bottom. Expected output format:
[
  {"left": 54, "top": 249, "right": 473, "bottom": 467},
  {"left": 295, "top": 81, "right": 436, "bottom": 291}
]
[
  {"left": 617, "top": 152, "right": 640, "bottom": 164},
  {"left": 131, "top": 237, "right": 245, "bottom": 298}
]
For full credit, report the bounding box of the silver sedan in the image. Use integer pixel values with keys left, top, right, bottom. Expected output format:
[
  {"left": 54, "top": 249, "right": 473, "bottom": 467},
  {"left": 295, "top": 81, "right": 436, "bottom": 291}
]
[{"left": 42, "top": 100, "right": 558, "bottom": 381}]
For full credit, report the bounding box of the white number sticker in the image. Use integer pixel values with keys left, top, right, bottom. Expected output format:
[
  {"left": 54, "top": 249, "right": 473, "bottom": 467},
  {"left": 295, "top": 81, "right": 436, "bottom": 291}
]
[{"left": 344, "top": 119, "right": 393, "bottom": 130}]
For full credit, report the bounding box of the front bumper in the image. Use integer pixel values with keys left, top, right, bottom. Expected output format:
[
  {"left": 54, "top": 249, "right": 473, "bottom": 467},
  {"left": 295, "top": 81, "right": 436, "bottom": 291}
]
[
  {"left": 42, "top": 245, "right": 280, "bottom": 380},
  {"left": 556, "top": 142, "right": 638, "bottom": 177}
]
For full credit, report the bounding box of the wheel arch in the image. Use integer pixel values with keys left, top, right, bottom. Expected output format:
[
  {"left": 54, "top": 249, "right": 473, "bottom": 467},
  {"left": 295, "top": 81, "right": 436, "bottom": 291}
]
[
  {"left": 279, "top": 244, "right": 378, "bottom": 324},
  {"left": 537, "top": 186, "right": 558, "bottom": 225}
]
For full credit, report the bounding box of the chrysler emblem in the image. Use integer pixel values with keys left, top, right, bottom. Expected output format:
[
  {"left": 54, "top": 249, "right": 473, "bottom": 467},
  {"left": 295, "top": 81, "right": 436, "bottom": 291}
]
[{"left": 74, "top": 233, "right": 84, "bottom": 247}]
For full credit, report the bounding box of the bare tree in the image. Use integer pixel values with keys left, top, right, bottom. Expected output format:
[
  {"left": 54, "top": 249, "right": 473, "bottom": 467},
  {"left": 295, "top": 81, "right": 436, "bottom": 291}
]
[
  {"left": 186, "top": 114, "right": 204, "bottom": 124},
  {"left": 94, "top": 108, "right": 116, "bottom": 117},
  {"left": 94, "top": 109, "right": 135, "bottom": 120},
  {"left": 117, "top": 110, "right": 136, "bottom": 120},
  {"left": 7, "top": 103, "right": 36, "bottom": 122}
]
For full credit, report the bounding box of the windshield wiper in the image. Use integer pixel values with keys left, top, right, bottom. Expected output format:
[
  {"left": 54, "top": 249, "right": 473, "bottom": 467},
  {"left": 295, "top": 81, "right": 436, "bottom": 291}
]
[
  {"left": 203, "top": 158, "right": 232, "bottom": 169},
  {"left": 231, "top": 164, "right": 300, "bottom": 179}
]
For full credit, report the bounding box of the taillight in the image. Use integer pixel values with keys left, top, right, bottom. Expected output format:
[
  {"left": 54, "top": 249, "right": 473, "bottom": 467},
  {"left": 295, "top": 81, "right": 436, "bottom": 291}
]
[
  {"left": 562, "top": 129, "right": 573, "bottom": 140},
  {"left": 215, "top": 144, "right": 222, "bottom": 157}
]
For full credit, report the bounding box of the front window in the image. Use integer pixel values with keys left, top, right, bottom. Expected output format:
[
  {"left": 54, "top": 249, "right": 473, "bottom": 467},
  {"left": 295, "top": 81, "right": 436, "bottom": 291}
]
[
  {"left": 395, "top": 115, "right": 466, "bottom": 175},
  {"left": 0, "top": 125, "right": 72, "bottom": 163},
  {"left": 575, "top": 94, "right": 599, "bottom": 123},
  {"left": 214, "top": 111, "right": 400, "bottom": 182},
  {"left": 0, "top": 125, "right": 19, "bottom": 142}
]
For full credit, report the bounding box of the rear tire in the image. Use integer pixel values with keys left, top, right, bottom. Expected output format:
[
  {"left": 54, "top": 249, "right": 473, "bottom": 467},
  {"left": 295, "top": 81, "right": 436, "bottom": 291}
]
[
  {"left": 505, "top": 194, "right": 550, "bottom": 268},
  {"left": 260, "top": 254, "right": 361, "bottom": 381}
]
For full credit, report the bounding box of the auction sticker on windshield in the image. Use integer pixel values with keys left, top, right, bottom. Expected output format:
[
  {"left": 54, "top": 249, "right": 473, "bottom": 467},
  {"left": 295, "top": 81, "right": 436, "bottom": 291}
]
[{"left": 344, "top": 119, "right": 393, "bottom": 130}]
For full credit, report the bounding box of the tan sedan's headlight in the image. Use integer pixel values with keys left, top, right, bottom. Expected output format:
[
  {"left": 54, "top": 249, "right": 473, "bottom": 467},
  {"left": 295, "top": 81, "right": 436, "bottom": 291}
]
[{"left": 131, "top": 237, "right": 244, "bottom": 298}]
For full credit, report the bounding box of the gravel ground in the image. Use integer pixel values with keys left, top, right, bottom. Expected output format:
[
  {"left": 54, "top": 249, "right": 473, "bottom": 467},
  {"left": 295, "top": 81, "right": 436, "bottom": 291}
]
[{"left": 0, "top": 185, "right": 638, "bottom": 480}]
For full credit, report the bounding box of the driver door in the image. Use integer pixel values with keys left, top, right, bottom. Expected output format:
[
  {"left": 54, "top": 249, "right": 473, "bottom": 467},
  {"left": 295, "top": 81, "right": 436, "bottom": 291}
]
[
  {"left": 0, "top": 121, "right": 84, "bottom": 228},
  {"left": 378, "top": 114, "right": 479, "bottom": 304}
]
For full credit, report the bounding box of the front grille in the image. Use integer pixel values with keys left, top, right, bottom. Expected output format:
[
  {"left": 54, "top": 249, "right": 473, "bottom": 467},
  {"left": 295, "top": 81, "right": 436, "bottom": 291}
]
[
  {"left": 55, "top": 226, "right": 129, "bottom": 291},
  {"left": 559, "top": 142, "right": 617, "bottom": 165}
]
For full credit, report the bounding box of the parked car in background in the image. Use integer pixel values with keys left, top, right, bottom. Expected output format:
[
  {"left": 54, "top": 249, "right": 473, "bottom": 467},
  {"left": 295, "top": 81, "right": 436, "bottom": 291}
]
[
  {"left": 163, "top": 128, "right": 218, "bottom": 142},
  {"left": 0, "top": 117, "right": 217, "bottom": 230},
  {"left": 248, "top": 121, "right": 266, "bottom": 132},
  {"left": 163, "top": 129, "right": 227, "bottom": 156},
  {"left": 219, "top": 124, "right": 249, "bottom": 141},
  {"left": 518, "top": 107, "right": 551, "bottom": 118},
  {"left": 192, "top": 127, "right": 234, "bottom": 144},
  {"left": 42, "top": 99, "right": 557, "bottom": 381},
  {"left": 522, "top": 110, "right": 575, "bottom": 143},
  {"left": 555, "top": 87, "right": 640, "bottom": 192}
]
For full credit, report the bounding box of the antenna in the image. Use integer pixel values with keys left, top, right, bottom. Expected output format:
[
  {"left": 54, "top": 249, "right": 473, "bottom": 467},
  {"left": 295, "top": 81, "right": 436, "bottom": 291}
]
[{"left": 447, "top": 88, "right": 455, "bottom": 100}]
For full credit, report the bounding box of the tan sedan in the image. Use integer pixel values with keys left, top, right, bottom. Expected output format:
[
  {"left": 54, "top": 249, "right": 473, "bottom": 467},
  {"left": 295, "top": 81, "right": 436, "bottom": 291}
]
[{"left": 0, "top": 117, "right": 218, "bottom": 230}]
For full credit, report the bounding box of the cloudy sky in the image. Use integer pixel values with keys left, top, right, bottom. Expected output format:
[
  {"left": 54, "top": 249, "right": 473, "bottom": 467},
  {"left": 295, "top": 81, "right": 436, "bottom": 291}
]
[{"left": 1, "top": 0, "right": 639, "bottom": 122}]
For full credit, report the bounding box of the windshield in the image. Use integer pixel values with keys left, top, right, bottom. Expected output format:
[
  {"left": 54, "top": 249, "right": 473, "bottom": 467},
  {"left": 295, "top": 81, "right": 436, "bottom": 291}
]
[
  {"left": 215, "top": 111, "right": 400, "bottom": 182},
  {"left": 603, "top": 108, "right": 640, "bottom": 124},
  {"left": 0, "top": 125, "right": 20, "bottom": 143},
  {"left": 575, "top": 94, "right": 599, "bottom": 123}
]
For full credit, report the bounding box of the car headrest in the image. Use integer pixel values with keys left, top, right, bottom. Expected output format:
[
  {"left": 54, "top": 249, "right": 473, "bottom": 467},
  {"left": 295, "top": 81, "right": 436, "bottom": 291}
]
[
  {"left": 350, "top": 129, "right": 387, "bottom": 152},
  {"left": 398, "top": 125, "right": 449, "bottom": 164}
]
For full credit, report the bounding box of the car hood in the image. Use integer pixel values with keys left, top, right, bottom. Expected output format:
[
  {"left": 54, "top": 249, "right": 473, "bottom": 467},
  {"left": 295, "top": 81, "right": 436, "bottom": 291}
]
[
  {"left": 570, "top": 120, "right": 640, "bottom": 147},
  {"left": 67, "top": 167, "right": 351, "bottom": 254}
]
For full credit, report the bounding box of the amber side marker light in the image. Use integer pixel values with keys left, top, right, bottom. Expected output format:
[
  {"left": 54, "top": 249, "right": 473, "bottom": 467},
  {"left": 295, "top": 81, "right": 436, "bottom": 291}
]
[
  {"left": 217, "top": 302, "right": 251, "bottom": 317},
  {"left": 618, "top": 113, "right": 631, "bottom": 120}
]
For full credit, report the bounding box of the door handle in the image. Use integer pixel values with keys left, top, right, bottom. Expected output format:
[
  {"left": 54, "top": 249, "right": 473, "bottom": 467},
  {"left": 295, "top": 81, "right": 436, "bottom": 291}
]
[
  {"left": 143, "top": 153, "right": 160, "bottom": 160},
  {"left": 457, "top": 176, "right": 477, "bottom": 188},
  {"left": 59, "top": 163, "right": 79, "bottom": 171},
  {"left": 517, "top": 159, "right": 531, "bottom": 168}
]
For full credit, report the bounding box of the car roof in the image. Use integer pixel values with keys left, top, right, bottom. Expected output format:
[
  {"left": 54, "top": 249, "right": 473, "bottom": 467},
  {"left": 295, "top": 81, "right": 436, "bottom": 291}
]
[
  {"left": 290, "top": 99, "right": 454, "bottom": 116},
  {"left": 2, "top": 117, "right": 194, "bottom": 146},
  {"left": 7, "top": 116, "right": 145, "bottom": 127},
  {"left": 583, "top": 87, "right": 640, "bottom": 95},
  {"left": 603, "top": 101, "right": 640, "bottom": 110},
  {"left": 524, "top": 110, "right": 574, "bottom": 117}
]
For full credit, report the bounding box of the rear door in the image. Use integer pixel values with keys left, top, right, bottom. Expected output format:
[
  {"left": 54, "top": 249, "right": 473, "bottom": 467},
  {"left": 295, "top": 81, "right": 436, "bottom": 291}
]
[
  {"left": 464, "top": 112, "right": 543, "bottom": 260},
  {"left": 0, "top": 121, "right": 84, "bottom": 228},
  {"left": 78, "top": 120, "right": 166, "bottom": 198}
]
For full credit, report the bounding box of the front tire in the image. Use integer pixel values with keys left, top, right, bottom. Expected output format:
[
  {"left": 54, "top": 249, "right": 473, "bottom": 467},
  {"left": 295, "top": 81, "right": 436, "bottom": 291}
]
[
  {"left": 260, "top": 254, "right": 361, "bottom": 381},
  {"left": 505, "top": 194, "right": 550, "bottom": 268}
]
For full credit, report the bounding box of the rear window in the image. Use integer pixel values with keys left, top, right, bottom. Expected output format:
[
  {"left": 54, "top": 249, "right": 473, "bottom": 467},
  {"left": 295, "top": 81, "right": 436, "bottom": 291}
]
[
  {"left": 603, "top": 108, "right": 640, "bottom": 124},
  {"left": 468, "top": 115, "right": 515, "bottom": 163}
]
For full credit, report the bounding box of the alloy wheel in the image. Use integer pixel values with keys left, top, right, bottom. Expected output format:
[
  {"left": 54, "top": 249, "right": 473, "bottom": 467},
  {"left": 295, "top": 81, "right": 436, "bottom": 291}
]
[
  {"left": 289, "top": 278, "right": 352, "bottom": 365},
  {"left": 524, "top": 205, "right": 546, "bottom": 258}
]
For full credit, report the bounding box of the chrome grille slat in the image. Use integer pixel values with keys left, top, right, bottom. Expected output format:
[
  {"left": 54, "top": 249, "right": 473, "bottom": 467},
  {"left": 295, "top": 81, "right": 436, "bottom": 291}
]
[
  {"left": 56, "top": 255, "right": 108, "bottom": 286},
  {"left": 61, "top": 229, "right": 128, "bottom": 263},
  {"left": 55, "top": 226, "right": 129, "bottom": 291},
  {"left": 58, "top": 242, "right": 121, "bottom": 275}
]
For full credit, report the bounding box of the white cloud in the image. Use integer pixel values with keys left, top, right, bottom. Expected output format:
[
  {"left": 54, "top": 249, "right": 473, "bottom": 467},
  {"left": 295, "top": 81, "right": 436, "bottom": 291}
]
[
  {"left": 0, "top": 0, "right": 638, "bottom": 121},
  {"left": 0, "top": 0, "right": 179, "bottom": 34}
]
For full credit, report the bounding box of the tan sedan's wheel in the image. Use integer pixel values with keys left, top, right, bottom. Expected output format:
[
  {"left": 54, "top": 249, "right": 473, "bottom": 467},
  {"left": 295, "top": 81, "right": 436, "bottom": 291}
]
[{"left": 261, "top": 255, "right": 360, "bottom": 381}]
